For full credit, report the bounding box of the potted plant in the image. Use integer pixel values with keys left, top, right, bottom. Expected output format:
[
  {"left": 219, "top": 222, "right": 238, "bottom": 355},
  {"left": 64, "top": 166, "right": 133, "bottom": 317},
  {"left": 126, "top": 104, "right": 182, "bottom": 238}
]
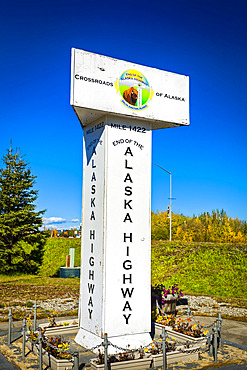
[{"left": 152, "top": 284, "right": 183, "bottom": 314}]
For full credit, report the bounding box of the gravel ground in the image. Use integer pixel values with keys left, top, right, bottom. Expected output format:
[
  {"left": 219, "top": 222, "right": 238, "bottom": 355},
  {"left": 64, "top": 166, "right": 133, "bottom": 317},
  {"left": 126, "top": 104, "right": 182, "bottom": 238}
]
[
  {"left": 1, "top": 294, "right": 246, "bottom": 322},
  {"left": 178, "top": 295, "right": 247, "bottom": 319},
  {"left": 25, "top": 295, "right": 247, "bottom": 320}
]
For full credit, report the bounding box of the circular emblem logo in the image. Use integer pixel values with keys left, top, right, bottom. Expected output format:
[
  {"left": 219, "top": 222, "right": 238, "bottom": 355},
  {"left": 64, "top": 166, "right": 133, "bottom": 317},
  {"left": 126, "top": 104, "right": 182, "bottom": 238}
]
[{"left": 115, "top": 69, "right": 153, "bottom": 110}]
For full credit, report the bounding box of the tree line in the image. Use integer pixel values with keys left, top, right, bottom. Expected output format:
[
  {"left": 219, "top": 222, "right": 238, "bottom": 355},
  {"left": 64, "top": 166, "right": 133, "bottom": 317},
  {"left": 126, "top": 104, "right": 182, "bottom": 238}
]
[{"left": 151, "top": 209, "right": 247, "bottom": 243}]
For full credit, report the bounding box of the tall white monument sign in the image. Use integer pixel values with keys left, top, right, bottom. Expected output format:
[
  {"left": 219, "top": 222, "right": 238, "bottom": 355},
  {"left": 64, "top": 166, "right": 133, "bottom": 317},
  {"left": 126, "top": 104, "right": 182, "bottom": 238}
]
[{"left": 70, "top": 49, "right": 190, "bottom": 351}]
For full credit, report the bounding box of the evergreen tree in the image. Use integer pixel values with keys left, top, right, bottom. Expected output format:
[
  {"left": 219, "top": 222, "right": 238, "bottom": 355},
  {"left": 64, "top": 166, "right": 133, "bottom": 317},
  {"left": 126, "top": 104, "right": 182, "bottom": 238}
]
[{"left": 0, "top": 146, "right": 47, "bottom": 273}]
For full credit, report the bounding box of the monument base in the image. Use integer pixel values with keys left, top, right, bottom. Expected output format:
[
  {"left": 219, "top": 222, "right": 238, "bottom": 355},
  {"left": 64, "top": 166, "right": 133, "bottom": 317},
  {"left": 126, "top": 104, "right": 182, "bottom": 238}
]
[
  {"left": 60, "top": 267, "right": 80, "bottom": 278},
  {"left": 75, "top": 328, "right": 152, "bottom": 354}
]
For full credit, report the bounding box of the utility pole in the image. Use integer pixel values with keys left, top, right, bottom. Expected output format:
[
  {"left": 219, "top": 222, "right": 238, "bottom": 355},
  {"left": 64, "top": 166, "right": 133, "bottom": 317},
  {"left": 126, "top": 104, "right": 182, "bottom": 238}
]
[{"left": 153, "top": 163, "right": 175, "bottom": 241}]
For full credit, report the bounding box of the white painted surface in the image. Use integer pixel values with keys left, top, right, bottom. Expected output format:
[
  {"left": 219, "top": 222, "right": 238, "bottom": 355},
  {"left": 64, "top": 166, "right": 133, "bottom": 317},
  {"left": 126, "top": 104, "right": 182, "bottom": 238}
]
[
  {"left": 69, "top": 248, "right": 75, "bottom": 268},
  {"left": 70, "top": 49, "right": 189, "bottom": 129},
  {"left": 76, "top": 327, "right": 152, "bottom": 354},
  {"left": 79, "top": 118, "right": 105, "bottom": 336},
  {"left": 76, "top": 116, "right": 152, "bottom": 348},
  {"left": 104, "top": 116, "right": 151, "bottom": 336}
]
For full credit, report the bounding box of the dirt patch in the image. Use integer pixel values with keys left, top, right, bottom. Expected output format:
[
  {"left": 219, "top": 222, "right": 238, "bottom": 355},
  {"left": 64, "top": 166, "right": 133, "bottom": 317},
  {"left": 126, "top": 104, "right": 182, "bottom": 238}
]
[{"left": 0, "top": 282, "right": 79, "bottom": 322}]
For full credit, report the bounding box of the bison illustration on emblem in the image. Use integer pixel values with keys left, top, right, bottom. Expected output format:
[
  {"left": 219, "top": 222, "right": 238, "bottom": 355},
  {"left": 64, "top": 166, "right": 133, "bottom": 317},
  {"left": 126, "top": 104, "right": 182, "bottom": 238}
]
[{"left": 123, "top": 87, "right": 138, "bottom": 106}]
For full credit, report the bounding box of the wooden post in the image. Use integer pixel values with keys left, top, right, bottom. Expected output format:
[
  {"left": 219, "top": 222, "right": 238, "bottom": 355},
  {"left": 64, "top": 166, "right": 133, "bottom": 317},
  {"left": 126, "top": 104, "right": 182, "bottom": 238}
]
[{"left": 66, "top": 255, "right": 70, "bottom": 268}]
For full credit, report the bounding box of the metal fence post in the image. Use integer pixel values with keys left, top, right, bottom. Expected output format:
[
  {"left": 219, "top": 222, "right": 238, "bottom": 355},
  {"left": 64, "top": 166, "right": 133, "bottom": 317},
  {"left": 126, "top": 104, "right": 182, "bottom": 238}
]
[
  {"left": 22, "top": 318, "right": 26, "bottom": 359},
  {"left": 8, "top": 308, "right": 12, "bottom": 345},
  {"left": 187, "top": 306, "right": 191, "bottom": 319},
  {"left": 73, "top": 351, "right": 79, "bottom": 370},
  {"left": 213, "top": 322, "right": 218, "bottom": 362},
  {"left": 217, "top": 313, "right": 222, "bottom": 348},
  {"left": 103, "top": 333, "right": 108, "bottom": 370},
  {"left": 208, "top": 333, "right": 213, "bottom": 357},
  {"left": 161, "top": 327, "right": 167, "bottom": 370},
  {"left": 33, "top": 301, "right": 37, "bottom": 331},
  {"left": 38, "top": 330, "right": 43, "bottom": 370}
]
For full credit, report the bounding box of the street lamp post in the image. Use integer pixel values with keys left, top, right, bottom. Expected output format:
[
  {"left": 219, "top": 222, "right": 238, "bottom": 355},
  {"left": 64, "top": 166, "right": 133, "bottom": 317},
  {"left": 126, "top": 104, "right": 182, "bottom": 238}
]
[{"left": 153, "top": 163, "right": 173, "bottom": 241}]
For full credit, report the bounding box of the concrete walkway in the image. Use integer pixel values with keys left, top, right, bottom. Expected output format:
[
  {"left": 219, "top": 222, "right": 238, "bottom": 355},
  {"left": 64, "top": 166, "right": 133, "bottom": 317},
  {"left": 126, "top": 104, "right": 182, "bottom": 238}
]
[
  {"left": 0, "top": 351, "right": 17, "bottom": 370},
  {"left": 193, "top": 315, "right": 247, "bottom": 349}
]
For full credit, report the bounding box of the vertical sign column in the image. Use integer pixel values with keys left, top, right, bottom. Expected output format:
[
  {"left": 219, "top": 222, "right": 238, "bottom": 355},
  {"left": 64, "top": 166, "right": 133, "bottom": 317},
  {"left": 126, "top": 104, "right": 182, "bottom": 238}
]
[
  {"left": 76, "top": 115, "right": 152, "bottom": 349},
  {"left": 104, "top": 116, "right": 152, "bottom": 342}
]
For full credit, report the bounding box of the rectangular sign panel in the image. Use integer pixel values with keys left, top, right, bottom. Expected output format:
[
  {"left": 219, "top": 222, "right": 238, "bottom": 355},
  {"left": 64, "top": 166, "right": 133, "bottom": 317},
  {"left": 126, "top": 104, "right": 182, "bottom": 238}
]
[{"left": 70, "top": 48, "right": 190, "bottom": 129}]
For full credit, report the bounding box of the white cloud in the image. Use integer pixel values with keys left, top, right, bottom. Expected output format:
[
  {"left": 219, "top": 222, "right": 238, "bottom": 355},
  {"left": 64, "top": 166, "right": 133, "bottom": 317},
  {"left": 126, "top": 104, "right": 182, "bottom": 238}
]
[
  {"left": 43, "top": 224, "right": 57, "bottom": 229},
  {"left": 71, "top": 219, "right": 79, "bottom": 222},
  {"left": 43, "top": 217, "right": 66, "bottom": 225}
]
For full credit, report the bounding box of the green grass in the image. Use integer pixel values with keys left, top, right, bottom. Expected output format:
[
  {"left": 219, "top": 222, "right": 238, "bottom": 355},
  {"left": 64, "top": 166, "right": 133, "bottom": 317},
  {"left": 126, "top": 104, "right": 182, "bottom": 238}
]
[
  {"left": 4, "top": 239, "right": 246, "bottom": 299},
  {"left": 0, "top": 274, "right": 80, "bottom": 287},
  {"left": 39, "top": 239, "right": 247, "bottom": 298},
  {"left": 0, "top": 240, "right": 246, "bottom": 321},
  {"left": 39, "top": 238, "right": 81, "bottom": 277},
  {"left": 151, "top": 241, "right": 247, "bottom": 299}
]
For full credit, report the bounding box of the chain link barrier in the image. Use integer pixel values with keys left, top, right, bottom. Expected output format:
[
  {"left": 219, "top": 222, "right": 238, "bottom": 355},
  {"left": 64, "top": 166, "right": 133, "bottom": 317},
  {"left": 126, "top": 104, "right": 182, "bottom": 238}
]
[
  {"left": 8, "top": 300, "right": 222, "bottom": 368},
  {"left": 7, "top": 299, "right": 79, "bottom": 344},
  {"left": 93, "top": 329, "right": 212, "bottom": 370},
  {"left": 23, "top": 322, "right": 220, "bottom": 369},
  {"left": 174, "top": 309, "right": 188, "bottom": 318}
]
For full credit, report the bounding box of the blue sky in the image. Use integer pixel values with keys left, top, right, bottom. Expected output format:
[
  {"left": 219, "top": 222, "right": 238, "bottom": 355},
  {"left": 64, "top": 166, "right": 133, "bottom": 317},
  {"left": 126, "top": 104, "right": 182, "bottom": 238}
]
[{"left": 1, "top": 0, "right": 246, "bottom": 229}]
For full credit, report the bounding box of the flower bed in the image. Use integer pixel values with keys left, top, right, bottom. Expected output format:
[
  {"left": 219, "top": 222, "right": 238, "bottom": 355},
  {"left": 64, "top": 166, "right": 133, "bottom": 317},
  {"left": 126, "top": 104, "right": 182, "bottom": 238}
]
[
  {"left": 26, "top": 340, "right": 73, "bottom": 370},
  {"left": 154, "top": 314, "right": 208, "bottom": 348},
  {"left": 155, "top": 322, "right": 207, "bottom": 347},
  {"left": 90, "top": 348, "right": 152, "bottom": 370},
  {"left": 90, "top": 335, "right": 201, "bottom": 370},
  {"left": 90, "top": 356, "right": 152, "bottom": 370},
  {"left": 40, "top": 318, "right": 79, "bottom": 336},
  {"left": 90, "top": 342, "right": 200, "bottom": 369},
  {"left": 26, "top": 314, "right": 79, "bottom": 336},
  {"left": 26, "top": 321, "right": 74, "bottom": 370}
]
